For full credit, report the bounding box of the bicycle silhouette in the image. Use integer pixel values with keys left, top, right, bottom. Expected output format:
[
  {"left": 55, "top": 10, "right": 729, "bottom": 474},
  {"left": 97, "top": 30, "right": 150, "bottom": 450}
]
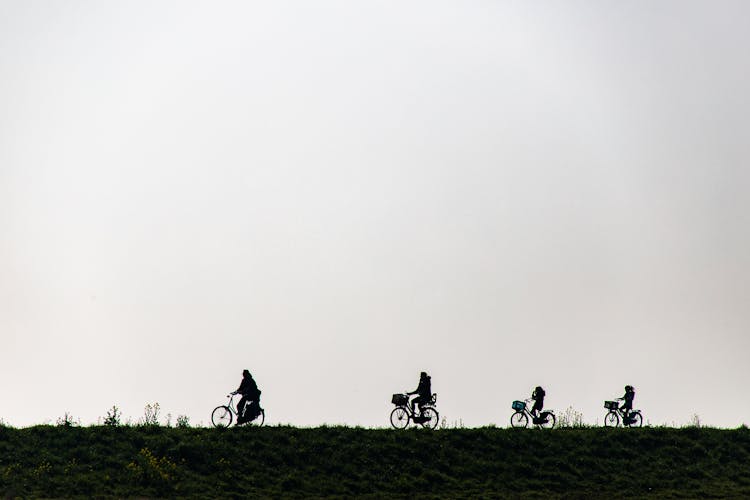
[
  {"left": 389, "top": 393, "right": 439, "bottom": 429},
  {"left": 510, "top": 398, "right": 556, "bottom": 429},
  {"left": 603, "top": 400, "right": 643, "bottom": 427},
  {"left": 211, "top": 393, "right": 265, "bottom": 428}
]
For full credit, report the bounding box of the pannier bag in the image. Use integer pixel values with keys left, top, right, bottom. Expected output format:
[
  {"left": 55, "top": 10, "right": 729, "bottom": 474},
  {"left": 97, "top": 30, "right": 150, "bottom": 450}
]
[
  {"left": 512, "top": 400, "right": 525, "bottom": 411},
  {"left": 392, "top": 394, "right": 408, "bottom": 406},
  {"left": 604, "top": 400, "right": 619, "bottom": 410}
]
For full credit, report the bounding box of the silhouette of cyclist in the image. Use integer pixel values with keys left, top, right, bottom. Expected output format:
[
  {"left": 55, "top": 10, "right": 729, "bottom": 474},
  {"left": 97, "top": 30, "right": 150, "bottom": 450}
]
[
  {"left": 530, "top": 386, "right": 546, "bottom": 418},
  {"left": 618, "top": 385, "right": 635, "bottom": 419},
  {"left": 232, "top": 369, "right": 261, "bottom": 425},
  {"left": 408, "top": 371, "right": 432, "bottom": 416}
]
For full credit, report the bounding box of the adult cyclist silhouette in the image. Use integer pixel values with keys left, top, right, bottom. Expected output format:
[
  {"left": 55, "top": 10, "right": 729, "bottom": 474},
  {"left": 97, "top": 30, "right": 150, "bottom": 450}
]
[
  {"left": 232, "top": 369, "right": 261, "bottom": 425},
  {"left": 407, "top": 372, "right": 432, "bottom": 416}
]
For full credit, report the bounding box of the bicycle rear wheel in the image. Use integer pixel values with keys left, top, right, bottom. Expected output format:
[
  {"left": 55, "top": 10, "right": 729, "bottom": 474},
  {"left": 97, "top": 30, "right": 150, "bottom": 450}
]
[
  {"left": 211, "top": 406, "right": 233, "bottom": 428},
  {"left": 604, "top": 411, "right": 619, "bottom": 427},
  {"left": 538, "top": 412, "right": 556, "bottom": 429},
  {"left": 390, "top": 407, "right": 410, "bottom": 429},
  {"left": 627, "top": 412, "right": 643, "bottom": 428},
  {"left": 247, "top": 409, "right": 265, "bottom": 427},
  {"left": 510, "top": 411, "right": 528, "bottom": 428},
  {"left": 420, "top": 407, "right": 439, "bottom": 429}
]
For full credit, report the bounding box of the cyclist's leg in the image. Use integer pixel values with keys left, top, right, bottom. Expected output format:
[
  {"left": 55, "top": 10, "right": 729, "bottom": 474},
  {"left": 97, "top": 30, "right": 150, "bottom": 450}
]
[
  {"left": 411, "top": 396, "right": 423, "bottom": 415},
  {"left": 623, "top": 403, "right": 631, "bottom": 418},
  {"left": 237, "top": 396, "right": 248, "bottom": 423},
  {"left": 531, "top": 401, "right": 541, "bottom": 418}
]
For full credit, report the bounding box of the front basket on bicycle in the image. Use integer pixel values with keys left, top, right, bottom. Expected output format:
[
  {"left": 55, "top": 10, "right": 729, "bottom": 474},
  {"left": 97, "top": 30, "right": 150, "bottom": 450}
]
[
  {"left": 512, "top": 400, "right": 526, "bottom": 411},
  {"left": 391, "top": 393, "right": 408, "bottom": 406},
  {"left": 604, "top": 400, "right": 619, "bottom": 410}
]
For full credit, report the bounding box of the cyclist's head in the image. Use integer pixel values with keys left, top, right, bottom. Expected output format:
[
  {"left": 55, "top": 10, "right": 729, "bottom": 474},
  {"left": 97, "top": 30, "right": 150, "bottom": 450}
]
[
  {"left": 243, "top": 369, "right": 251, "bottom": 377},
  {"left": 625, "top": 385, "right": 633, "bottom": 392},
  {"left": 535, "top": 386, "right": 543, "bottom": 393}
]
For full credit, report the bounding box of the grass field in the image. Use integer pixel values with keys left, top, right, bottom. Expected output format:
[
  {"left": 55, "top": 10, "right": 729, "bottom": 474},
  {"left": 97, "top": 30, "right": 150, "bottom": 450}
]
[{"left": 1, "top": 424, "right": 749, "bottom": 498}]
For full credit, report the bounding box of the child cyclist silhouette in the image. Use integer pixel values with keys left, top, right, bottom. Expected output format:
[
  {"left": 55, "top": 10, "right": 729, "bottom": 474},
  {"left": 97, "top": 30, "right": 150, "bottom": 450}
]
[
  {"left": 530, "top": 386, "right": 545, "bottom": 418},
  {"left": 618, "top": 385, "right": 635, "bottom": 420}
]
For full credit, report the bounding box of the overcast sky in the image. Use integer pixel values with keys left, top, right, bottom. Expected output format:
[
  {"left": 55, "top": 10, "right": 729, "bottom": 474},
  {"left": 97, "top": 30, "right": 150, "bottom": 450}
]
[{"left": 1, "top": 1, "right": 749, "bottom": 428}]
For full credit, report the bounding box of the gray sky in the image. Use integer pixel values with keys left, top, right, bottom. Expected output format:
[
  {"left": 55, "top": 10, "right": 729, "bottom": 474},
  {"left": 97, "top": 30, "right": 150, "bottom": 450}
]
[{"left": 1, "top": 1, "right": 749, "bottom": 428}]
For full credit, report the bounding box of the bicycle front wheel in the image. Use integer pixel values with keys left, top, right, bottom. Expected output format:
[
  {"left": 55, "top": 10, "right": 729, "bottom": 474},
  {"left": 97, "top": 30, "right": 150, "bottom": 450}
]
[
  {"left": 604, "top": 411, "right": 619, "bottom": 427},
  {"left": 421, "top": 407, "right": 440, "bottom": 429},
  {"left": 510, "top": 411, "right": 528, "bottom": 428},
  {"left": 390, "top": 407, "right": 410, "bottom": 429},
  {"left": 211, "top": 406, "right": 233, "bottom": 428}
]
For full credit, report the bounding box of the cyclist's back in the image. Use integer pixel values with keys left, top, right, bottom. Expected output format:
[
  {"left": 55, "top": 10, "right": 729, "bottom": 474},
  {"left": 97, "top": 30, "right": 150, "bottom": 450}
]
[
  {"left": 619, "top": 385, "right": 635, "bottom": 415},
  {"left": 531, "top": 386, "right": 545, "bottom": 416}
]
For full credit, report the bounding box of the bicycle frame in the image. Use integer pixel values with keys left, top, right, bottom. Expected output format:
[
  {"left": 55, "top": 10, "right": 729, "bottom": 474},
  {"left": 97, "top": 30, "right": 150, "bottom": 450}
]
[
  {"left": 229, "top": 393, "right": 264, "bottom": 420},
  {"left": 224, "top": 393, "right": 241, "bottom": 419},
  {"left": 517, "top": 407, "right": 534, "bottom": 421}
]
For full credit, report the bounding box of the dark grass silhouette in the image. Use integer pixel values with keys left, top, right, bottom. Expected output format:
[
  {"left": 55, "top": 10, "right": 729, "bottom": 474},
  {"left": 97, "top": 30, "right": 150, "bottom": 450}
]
[{"left": 1, "top": 425, "right": 749, "bottom": 498}]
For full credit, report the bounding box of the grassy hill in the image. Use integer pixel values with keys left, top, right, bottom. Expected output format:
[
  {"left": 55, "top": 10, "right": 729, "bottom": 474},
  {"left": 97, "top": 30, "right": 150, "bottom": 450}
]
[{"left": 1, "top": 424, "right": 749, "bottom": 498}]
